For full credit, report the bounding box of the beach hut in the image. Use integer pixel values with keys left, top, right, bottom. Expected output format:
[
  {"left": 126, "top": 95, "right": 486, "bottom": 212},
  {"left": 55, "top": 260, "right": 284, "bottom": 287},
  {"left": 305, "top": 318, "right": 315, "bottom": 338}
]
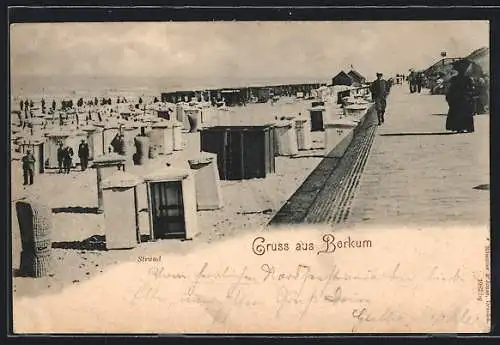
[
  {"left": 91, "top": 123, "right": 106, "bottom": 156},
  {"left": 101, "top": 171, "right": 143, "bottom": 250},
  {"left": 44, "top": 129, "right": 72, "bottom": 169},
  {"left": 102, "top": 124, "right": 121, "bottom": 154},
  {"left": 175, "top": 103, "right": 188, "bottom": 130},
  {"left": 91, "top": 153, "right": 128, "bottom": 213},
  {"left": 200, "top": 125, "right": 276, "bottom": 180},
  {"left": 309, "top": 102, "right": 326, "bottom": 132},
  {"left": 172, "top": 121, "right": 184, "bottom": 151},
  {"left": 344, "top": 103, "right": 370, "bottom": 118},
  {"left": 187, "top": 152, "right": 223, "bottom": 211},
  {"left": 143, "top": 168, "right": 198, "bottom": 241},
  {"left": 121, "top": 123, "right": 141, "bottom": 164},
  {"left": 324, "top": 118, "right": 358, "bottom": 158},
  {"left": 183, "top": 106, "right": 202, "bottom": 132},
  {"left": 294, "top": 117, "right": 312, "bottom": 150},
  {"left": 274, "top": 120, "right": 299, "bottom": 156},
  {"left": 12, "top": 110, "right": 23, "bottom": 127},
  {"left": 148, "top": 121, "right": 174, "bottom": 155},
  {"left": 80, "top": 124, "right": 99, "bottom": 160},
  {"left": 30, "top": 117, "right": 45, "bottom": 137}
]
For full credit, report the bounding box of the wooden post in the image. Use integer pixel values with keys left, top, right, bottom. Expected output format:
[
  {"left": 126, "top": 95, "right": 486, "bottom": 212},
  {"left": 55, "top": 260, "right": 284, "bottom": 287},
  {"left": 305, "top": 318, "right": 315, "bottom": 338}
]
[
  {"left": 101, "top": 130, "right": 105, "bottom": 155},
  {"left": 133, "top": 186, "right": 141, "bottom": 244},
  {"left": 96, "top": 167, "right": 104, "bottom": 214},
  {"left": 146, "top": 182, "right": 155, "bottom": 241}
]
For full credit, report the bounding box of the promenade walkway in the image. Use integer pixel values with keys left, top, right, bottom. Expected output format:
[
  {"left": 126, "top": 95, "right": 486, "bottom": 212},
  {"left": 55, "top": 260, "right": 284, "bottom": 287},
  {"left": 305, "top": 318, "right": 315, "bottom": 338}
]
[
  {"left": 270, "top": 85, "right": 489, "bottom": 228},
  {"left": 346, "top": 85, "right": 489, "bottom": 228}
]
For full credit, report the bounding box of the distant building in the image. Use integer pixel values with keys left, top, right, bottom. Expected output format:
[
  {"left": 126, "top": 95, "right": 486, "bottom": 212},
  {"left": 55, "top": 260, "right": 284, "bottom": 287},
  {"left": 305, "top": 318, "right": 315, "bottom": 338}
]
[
  {"left": 465, "top": 47, "right": 489, "bottom": 76},
  {"left": 332, "top": 71, "right": 355, "bottom": 86},
  {"left": 161, "top": 90, "right": 196, "bottom": 103},
  {"left": 347, "top": 70, "right": 366, "bottom": 85},
  {"left": 422, "top": 57, "right": 461, "bottom": 79}
]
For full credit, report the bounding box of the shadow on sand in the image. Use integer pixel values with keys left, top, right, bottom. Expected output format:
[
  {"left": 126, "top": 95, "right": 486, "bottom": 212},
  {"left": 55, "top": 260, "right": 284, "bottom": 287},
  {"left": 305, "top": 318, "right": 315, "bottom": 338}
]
[
  {"left": 52, "top": 235, "right": 107, "bottom": 251},
  {"left": 431, "top": 113, "right": 448, "bottom": 116},
  {"left": 52, "top": 234, "right": 152, "bottom": 251},
  {"left": 473, "top": 184, "right": 489, "bottom": 191},
  {"left": 12, "top": 268, "right": 55, "bottom": 278},
  {"left": 52, "top": 206, "right": 101, "bottom": 214},
  {"left": 380, "top": 132, "right": 456, "bottom": 137}
]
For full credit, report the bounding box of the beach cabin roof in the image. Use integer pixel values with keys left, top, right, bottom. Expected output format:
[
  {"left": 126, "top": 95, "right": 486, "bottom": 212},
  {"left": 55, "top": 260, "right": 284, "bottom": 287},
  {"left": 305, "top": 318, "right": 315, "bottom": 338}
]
[
  {"left": 45, "top": 129, "right": 74, "bottom": 137},
  {"left": 19, "top": 136, "right": 46, "bottom": 145},
  {"left": 101, "top": 171, "right": 143, "bottom": 189},
  {"left": 92, "top": 153, "right": 127, "bottom": 166},
  {"left": 151, "top": 120, "right": 173, "bottom": 128},
  {"left": 143, "top": 167, "right": 192, "bottom": 182},
  {"left": 80, "top": 124, "right": 98, "bottom": 132},
  {"left": 187, "top": 152, "right": 217, "bottom": 166}
]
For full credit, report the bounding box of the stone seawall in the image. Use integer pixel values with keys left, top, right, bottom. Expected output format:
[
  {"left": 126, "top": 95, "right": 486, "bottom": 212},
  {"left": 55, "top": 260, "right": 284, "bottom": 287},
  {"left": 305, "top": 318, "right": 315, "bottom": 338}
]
[{"left": 268, "top": 104, "right": 377, "bottom": 226}]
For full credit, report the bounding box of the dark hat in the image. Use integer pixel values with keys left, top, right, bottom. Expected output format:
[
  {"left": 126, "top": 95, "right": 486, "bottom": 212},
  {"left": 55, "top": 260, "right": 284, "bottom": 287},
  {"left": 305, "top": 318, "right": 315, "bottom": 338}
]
[{"left": 376, "top": 72, "right": 383, "bottom": 76}]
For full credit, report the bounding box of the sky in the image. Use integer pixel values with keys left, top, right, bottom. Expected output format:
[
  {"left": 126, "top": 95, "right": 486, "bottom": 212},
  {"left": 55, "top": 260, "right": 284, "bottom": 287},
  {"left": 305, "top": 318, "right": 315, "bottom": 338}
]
[{"left": 10, "top": 21, "right": 489, "bottom": 86}]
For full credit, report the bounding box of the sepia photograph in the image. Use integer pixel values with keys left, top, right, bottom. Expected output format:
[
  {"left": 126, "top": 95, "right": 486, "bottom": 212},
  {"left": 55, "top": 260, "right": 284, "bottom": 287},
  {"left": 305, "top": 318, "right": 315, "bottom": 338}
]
[{"left": 9, "top": 19, "right": 490, "bottom": 333}]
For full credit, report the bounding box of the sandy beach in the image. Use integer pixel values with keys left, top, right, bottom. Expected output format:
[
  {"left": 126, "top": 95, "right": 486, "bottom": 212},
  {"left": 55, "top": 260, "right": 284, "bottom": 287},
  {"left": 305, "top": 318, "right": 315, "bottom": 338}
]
[{"left": 11, "top": 97, "right": 329, "bottom": 298}]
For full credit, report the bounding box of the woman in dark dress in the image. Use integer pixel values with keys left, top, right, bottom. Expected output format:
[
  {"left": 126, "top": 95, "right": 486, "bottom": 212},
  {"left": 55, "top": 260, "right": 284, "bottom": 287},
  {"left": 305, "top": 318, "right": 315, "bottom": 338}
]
[{"left": 445, "top": 60, "right": 475, "bottom": 133}]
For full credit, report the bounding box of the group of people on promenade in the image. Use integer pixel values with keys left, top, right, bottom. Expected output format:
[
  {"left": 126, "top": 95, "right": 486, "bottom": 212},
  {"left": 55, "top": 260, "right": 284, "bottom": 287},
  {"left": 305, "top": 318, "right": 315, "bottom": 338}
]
[
  {"left": 367, "top": 59, "right": 487, "bottom": 135},
  {"left": 408, "top": 70, "right": 425, "bottom": 94}
]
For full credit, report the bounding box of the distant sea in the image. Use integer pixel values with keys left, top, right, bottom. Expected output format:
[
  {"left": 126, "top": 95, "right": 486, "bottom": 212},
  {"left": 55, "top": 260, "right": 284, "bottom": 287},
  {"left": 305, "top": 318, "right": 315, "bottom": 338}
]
[{"left": 10, "top": 74, "right": 330, "bottom": 102}]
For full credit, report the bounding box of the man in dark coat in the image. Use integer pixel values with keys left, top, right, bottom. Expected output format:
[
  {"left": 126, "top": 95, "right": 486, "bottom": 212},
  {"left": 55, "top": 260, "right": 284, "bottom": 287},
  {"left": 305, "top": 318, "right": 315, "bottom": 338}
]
[
  {"left": 57, "top": 142, "right": 65, "bottom": 173},
  {"left": 22, "top": 150, "right": 36, "bottom": 185},
  {"left": 78, "top": 139, "right": 90, "bottom": 171},
  {"left": 408, "top": 70, "right": 416, "bottom": 93},
  {"left": 415, "top": 73, "right": 424, "bottom": 93},
  {"left": 445, "top": 60, "right": 475, "bottom": 133},
  {"left": 63, "top": 145, "right": 74, "bottom": 174},
  {"left": 370, "top": 72, "right": 389, "bottom": 126}
]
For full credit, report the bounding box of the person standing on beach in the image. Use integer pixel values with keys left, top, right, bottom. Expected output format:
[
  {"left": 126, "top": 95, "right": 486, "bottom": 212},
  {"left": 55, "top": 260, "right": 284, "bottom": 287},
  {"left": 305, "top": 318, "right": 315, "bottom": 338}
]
[
  {"left": 78, "top": 139, "right": 90, "bottom": 171},
  {"left": 21, "top": 150, "right": 36, "bottom": 185},
  {"left": 57, "top": 142, "right": 65, "bottom": 173},
  {"left": 63, "top": 145, "right": 74, "bottom": 174},
  {"left": 370, "top": 72, "right": 389, "bottom": 126}
]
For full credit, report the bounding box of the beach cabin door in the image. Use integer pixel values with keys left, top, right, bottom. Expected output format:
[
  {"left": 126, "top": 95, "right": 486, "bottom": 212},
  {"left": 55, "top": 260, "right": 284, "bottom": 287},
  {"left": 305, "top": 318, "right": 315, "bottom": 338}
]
[
  {"left": 148, "top": 181, "right": 186, "bottom": 239},
  {"left": 224, "top": 131, "right": 244, "bottom": 180}
]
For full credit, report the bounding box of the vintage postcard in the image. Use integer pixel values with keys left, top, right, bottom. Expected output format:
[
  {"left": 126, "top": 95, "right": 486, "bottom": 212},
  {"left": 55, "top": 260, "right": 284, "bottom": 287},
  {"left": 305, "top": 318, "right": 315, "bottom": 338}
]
[{"left": 10, "top": 20, "right": 490, "bottom": 333}]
